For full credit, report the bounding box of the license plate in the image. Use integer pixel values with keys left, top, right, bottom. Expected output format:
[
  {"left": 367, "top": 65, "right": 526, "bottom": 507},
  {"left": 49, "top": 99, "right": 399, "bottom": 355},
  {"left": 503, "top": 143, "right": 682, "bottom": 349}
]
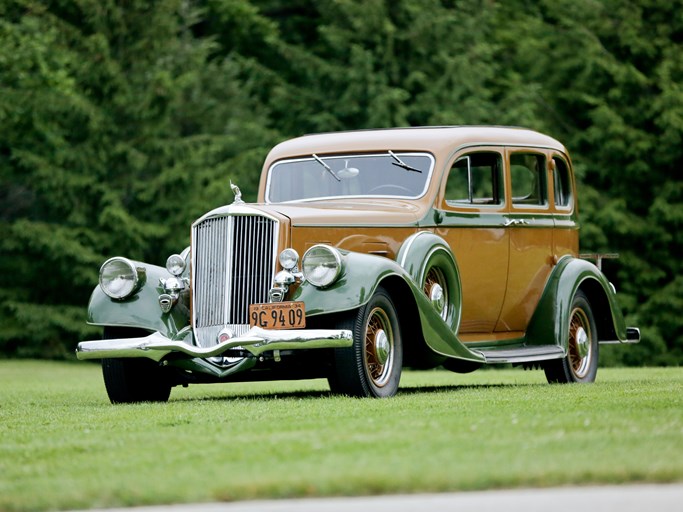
[{"left": 249, "top": 301, "right": 306, "bottom": 329}]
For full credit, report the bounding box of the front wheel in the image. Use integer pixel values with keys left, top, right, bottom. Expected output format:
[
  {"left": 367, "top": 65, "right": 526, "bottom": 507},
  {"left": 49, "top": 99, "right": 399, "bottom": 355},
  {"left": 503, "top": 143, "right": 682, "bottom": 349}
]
[
  {"left": 101, "top": 327, "right": 172, "bottom": 403},
  {"left": 328, "top": 287, "right": 403, "bottom": 397},
  {"left": 544, "top": 290, "right": 599, "bottom": 384}
]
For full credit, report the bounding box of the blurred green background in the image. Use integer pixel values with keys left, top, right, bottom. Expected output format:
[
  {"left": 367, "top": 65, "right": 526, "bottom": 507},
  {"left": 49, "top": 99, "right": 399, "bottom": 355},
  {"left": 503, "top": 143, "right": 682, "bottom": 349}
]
[{"left": 1, "top": 0, "right": 681, "bottom": 364}]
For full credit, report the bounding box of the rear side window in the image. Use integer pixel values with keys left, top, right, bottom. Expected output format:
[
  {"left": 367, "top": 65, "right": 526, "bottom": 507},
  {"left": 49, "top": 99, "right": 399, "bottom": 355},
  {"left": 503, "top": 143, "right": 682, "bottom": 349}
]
[
  {"left": 445, "top": 152, "right": 504, "bottom": 206},
  {"left": 510, "top": 153, "right": 547, "bottom": 207},
  {"left": 553, "top": 157, "right": 572, "bottom": 208}
]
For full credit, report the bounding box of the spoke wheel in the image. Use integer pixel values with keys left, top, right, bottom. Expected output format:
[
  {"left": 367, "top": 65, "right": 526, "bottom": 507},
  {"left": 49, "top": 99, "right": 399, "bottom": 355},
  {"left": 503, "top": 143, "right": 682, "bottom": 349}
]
[
  {"left": 329, "top": 286, "right": 402, "bottom": 398},
  {"left": 364, "top": 307, "right": 394, "bottom": 387},
  {"left": 568, "top": 307, "right": 592, "bottom": 379},
  {"left": 423, "top": 267, "right": 448, "bottom": 320},
  {"left": 544, "top": 290, "right": 599, "bottom": 384},
  {"left": 418, "top": 248, "right": 460, "bottom": 334}
]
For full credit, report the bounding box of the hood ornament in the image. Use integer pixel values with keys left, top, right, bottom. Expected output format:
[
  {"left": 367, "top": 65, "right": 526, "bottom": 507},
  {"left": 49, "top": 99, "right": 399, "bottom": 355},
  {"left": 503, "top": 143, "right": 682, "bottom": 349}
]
[{"left": 230, "top": 181, "right": 244, "bottom": 205}]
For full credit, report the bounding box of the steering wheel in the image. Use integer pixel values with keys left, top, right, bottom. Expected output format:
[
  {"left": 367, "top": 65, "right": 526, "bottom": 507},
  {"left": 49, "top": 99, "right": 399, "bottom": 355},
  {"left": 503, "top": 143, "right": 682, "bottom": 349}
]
[{"left": 368, "top": 184, "right": 413, "bottom": 196}]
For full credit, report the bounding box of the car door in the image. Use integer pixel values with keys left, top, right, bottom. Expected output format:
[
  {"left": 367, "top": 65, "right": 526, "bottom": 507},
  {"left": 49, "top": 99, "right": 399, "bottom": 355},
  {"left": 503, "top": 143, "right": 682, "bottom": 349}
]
[
  {"left": 436, "top": 147, "right": 510, "bottom": 335},
  {"left": 494, "top": 148, "right": 554, "bottom": 333},
  {"left": 549, "top": 153, "right": 579, "bottom": 260}
]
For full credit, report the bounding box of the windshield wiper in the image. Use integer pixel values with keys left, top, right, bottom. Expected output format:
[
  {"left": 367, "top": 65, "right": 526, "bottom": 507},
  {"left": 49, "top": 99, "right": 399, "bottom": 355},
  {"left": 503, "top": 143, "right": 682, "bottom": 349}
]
[
  {"left": 312, "top": 154, "right": 341, "bottom": 182},
  {"left": 389, "top": 150, "right": 422, "bottom": 173}
]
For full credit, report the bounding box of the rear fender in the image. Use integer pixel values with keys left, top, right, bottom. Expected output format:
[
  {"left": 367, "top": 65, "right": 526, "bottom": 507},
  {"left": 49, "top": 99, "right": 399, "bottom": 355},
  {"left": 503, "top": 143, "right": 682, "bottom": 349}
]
[{"left": 525, "top": 256, "right": 629, "bottom": 349}]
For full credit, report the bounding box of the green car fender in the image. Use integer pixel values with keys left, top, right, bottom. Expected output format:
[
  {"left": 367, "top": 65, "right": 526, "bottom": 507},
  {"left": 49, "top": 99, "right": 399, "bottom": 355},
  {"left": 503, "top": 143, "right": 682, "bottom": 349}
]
[
  {"left": 525, "top": 256, "right": 629, "bottom": 349},
  {"left": 293, "top": 238, "right": 482, "bottom": 362},
  {"left": 294, "top": 233, "right": 462, "bottom": 320},
  {"left": 396, "top": 232, "right": 480, "bottom": 361},
  {"left": 395, "top": 231, "right": 463, "bottom": 334},
  {"left": 292, "top": 251, "right": 403, "bottom": 316},
  {"left": 87, "top": 262, "right": 189, "bottom": 339}
]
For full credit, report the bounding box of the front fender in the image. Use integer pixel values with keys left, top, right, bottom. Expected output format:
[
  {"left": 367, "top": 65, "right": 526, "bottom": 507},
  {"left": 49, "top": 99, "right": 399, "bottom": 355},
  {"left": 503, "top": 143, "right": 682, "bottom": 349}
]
[
  {"left": 292, "top": 251, "right": 400, "bottom": 316},
  {"left": 525, "top": 256, "right": 629, "bottom": 349},
  {"left": 292, "top": 245, "right": 482, "bottom": 363},
  {"left": 87, "top": 262, "right": 189, "bottom": 338}
]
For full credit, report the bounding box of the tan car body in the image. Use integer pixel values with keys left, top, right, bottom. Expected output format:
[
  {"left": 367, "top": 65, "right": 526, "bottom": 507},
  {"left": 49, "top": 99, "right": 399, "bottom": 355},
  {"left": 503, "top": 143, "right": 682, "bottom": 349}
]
[{"left": 258, "top": 127, "right": 576, "bottom": 343}]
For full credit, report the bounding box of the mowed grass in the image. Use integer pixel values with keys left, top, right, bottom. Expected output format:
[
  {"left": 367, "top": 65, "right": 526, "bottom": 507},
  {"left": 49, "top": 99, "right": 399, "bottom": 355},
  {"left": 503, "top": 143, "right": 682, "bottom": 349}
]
[{"left": 0, "top": 361, "right": 681, "bottom": 511}]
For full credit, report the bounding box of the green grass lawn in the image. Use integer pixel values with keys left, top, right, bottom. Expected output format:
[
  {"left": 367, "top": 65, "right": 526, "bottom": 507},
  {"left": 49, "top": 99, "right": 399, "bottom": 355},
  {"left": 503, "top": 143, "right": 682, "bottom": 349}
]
[{"left": 0, "top": 361, "right": 681, "bottom": 511}]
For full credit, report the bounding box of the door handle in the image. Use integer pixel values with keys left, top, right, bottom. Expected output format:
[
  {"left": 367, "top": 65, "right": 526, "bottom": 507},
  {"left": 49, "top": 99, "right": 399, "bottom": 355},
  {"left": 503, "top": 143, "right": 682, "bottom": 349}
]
[{"left": 504, "top": 219, "right": 529, "bottom": 226}]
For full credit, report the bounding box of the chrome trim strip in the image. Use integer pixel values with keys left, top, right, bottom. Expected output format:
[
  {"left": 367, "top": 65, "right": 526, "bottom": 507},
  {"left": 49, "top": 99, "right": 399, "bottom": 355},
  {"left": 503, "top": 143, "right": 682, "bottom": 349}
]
[
  {"left": 476, "top": 345, "right": 565, "bottom": 363},
  {"left": 192, "top": 204, "right": 281, "bottom": 228},
  {"left": 76, "top": 328, "right": 353, "bottom": 362},
  {"left": 398, "top": 231, "right": 433, "bottom": 269}
]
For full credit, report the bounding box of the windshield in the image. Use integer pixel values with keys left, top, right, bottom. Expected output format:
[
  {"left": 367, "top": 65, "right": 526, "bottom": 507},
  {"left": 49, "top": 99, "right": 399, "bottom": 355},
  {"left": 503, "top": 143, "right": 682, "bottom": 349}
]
[{"left": 266, "top": 152, "right": 434, "bottom": 203}]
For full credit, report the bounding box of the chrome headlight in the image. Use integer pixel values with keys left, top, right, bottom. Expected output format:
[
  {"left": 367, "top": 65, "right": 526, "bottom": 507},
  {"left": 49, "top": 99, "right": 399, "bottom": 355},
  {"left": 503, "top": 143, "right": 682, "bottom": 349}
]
[
  {"left": 302, "top": 245, "right": 342, "bottom": 288},
  {"left": 99, "top": 257, "right": 145, "bottom": 300},
  {"left": 166, "top": 253, "right": 186, "bottom": 276},
  {"left": 278, "top": 248, "right": 300, "bottom": 271}
]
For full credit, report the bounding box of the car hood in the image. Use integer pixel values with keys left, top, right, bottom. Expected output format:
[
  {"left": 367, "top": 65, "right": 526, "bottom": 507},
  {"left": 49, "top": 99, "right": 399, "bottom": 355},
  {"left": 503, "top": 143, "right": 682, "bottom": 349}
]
[
  {"left": 262, "top": 199, "right": 424, "bottom": 226},
  {"left": 193, "top": 198, "right": 425, "bottom": 231}
]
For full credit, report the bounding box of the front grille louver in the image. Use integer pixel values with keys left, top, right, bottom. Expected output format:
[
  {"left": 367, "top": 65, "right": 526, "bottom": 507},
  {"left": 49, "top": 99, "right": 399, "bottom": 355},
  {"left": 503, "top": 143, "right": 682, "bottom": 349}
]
[{"left": 192, "top": 214, "right": 277, "bottom": 348}]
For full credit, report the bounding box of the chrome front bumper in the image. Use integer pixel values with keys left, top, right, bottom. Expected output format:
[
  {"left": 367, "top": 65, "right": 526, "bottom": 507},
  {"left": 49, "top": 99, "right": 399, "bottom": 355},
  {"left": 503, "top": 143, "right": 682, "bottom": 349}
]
[{"left": 76, "top": 327, "right": 353, "bottom": 361}]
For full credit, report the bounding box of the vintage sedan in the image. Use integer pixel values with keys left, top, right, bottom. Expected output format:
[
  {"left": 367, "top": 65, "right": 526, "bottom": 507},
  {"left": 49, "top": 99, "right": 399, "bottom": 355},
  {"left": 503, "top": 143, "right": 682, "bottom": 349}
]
[{"left": 77, "top": 126, "right": 639, "bottom": 402}]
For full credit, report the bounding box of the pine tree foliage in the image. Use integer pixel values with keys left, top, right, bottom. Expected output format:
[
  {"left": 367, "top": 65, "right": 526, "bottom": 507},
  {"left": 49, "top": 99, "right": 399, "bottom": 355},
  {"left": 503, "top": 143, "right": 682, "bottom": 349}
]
[
  {"left": 0, "top": 0, "right": 681, "bottom": 363},
  {"left": 0, "top": 0, "right": 276, "bottom": 356}
]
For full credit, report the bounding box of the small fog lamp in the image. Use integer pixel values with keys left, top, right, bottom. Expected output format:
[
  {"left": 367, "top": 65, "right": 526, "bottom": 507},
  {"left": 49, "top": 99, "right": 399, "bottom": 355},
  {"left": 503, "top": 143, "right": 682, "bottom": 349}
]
[
  {"left": 278, "top": 248, "right": 300, "bottom": 271},
  {"left": 166, "top": 254, "right": 186, "bottom": 276}
]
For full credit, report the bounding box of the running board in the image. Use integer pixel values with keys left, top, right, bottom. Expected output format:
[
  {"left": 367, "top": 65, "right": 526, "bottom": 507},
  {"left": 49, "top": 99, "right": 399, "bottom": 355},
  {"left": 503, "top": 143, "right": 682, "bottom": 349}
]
[{"left": 475, "top": 345, "right": 565, "bottom": 364}]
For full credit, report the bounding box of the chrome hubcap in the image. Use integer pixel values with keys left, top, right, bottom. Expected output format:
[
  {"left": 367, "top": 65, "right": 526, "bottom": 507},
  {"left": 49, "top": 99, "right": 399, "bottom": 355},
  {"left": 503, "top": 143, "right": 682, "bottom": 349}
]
[
  {"left": 576, "top": 326, "right": 589, "bottom": 359},
  {"left": 429, "top": 283, "right": 445, "bottom": 314},
  {"left": 374, "top": 329, "right": 390, "bottom": 365},
  {"left": 424, "top": 267, "right": 448, "bottom": 320}
]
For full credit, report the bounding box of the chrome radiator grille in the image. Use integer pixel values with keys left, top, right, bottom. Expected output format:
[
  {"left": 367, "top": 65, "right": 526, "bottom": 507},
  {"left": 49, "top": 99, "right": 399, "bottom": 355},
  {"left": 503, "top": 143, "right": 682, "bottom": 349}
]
[{"left": 192, "top": 214, "right": 277, "bottom": 347}]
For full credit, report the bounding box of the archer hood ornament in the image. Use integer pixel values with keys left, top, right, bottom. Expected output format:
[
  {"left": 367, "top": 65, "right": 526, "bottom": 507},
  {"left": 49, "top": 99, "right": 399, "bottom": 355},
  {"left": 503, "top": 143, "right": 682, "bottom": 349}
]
[{"left": 230, "top": 181, "right": 244, "bottom": 205}]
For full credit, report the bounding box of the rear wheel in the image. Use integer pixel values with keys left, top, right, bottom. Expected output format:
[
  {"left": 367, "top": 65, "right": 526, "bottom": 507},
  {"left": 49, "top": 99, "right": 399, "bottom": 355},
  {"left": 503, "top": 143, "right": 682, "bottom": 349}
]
[
  {"left": 101, "top": 327, "right": 172, "bottom": 403},
  {"left": 328, "top": 287, "right": 402, "bottom": 397},
  {"left": 423, "top": 266, "right": 449, "bottom": 320},
  {"left": 544, "top": 290, "right": 599, "bottom": 384},
  {"left": 420, "top": 248, "right": 460, "bottom": 331}
]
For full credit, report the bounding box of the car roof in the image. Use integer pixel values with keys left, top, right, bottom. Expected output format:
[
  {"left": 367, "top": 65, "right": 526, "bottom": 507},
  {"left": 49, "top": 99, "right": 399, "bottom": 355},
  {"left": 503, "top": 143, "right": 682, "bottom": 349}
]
[{"left": 264, "top": 126, "right": 568, "bottom": 165}]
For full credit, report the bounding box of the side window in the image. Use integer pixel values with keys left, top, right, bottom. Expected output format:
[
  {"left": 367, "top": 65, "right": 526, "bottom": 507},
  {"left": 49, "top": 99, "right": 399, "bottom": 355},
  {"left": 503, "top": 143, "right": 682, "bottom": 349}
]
[
  {"left": 445, "top": 152, "right": 504, "bottom": 206},
  {"left": 510, "top": 153, "right": 547, "bottom": 207},
  {"left": 552, "top": 157, "right": 572, "bottom": 208}
]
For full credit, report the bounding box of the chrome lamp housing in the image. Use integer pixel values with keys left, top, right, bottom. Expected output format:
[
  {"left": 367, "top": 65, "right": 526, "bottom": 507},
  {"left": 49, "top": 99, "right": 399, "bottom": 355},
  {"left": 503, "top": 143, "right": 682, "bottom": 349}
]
[
  {"left": 99, "top": 257, "right": 146, "bottom": 300},
  {"left": 302, "top": 244, "right": 343, "bottom": 288}
]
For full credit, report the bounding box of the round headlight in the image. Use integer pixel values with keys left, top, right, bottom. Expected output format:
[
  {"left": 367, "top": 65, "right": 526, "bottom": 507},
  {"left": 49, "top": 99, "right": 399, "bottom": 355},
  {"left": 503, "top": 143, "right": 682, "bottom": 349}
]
[
  {"left": 278, "top": 248, "right": 300, "bottom": 271},
  {"left": 302, "top": 245, "right": 342, "bottom": 288},
  {"left": 99, "top": 257, "right": 140, "bottom": 300},
  {"left": 166, "top": 253, "right": 186, "bottom": 276}
]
